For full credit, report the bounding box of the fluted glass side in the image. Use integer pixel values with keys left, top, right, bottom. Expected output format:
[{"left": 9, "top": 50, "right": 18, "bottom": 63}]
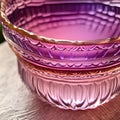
[{"left": 18, "top": 58, "right": 120, "bottom": 110}]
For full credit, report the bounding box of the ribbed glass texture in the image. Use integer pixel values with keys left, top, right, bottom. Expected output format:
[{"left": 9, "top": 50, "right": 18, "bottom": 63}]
[
  {"left": 18, "top": 58, "right": 120, "bottom": 110},
  {"left": 3, "top": 0, "right": 120, "bottom": 70},
  {"left": 1, "top": 0, "right": 120, "bottom": 110}
]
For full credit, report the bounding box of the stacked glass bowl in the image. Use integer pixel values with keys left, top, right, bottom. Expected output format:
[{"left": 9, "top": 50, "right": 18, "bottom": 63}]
[{"left": 1, "top": 0, "right": 120, "bottom": 110}]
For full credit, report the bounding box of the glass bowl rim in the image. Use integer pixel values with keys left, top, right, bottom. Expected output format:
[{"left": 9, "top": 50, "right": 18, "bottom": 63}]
[{"left": 1, "top": 0, "right": 120, "bottom": 45}]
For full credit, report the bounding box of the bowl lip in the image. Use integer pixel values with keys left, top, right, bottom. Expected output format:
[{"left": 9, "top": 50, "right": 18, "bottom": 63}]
[{"left": 1, "top": 0, "right": 120, "bottom": 45}]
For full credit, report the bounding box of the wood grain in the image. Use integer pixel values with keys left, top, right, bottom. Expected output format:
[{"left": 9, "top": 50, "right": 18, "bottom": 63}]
[{"left": 0, "top": 42, "right": 120, "bottom": 120}]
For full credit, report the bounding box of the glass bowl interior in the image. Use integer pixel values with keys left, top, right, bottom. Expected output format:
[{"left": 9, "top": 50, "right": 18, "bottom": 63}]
[{"left": 1, "top": 0, "right": 120, "bottom": 45}]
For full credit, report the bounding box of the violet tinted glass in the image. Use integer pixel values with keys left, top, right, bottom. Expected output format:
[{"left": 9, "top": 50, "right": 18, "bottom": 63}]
[
  {"left": 2, "top": 0, "right": 120, "bottom": 110},
  {"left": 4, "top": 0, "right": 120, "bottom": 70},
  {"left": 8, "top": 1, "right": 120, "bottom": 41}
]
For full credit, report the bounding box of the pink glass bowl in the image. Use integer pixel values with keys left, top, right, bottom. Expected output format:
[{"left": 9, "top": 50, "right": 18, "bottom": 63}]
[
  {"left": 1, "top": 0, "right": 120, "bottom": 110},
  {"left": 17, "top": 56, "right": 120, "bottom": 110}
]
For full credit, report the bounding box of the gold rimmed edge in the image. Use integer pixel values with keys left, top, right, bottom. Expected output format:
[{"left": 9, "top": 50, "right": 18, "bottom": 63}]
[{"left": 1, "top": 0, "right": 120, "bottom": 45}]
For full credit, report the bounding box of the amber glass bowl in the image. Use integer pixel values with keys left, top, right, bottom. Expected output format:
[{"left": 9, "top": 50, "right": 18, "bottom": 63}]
[{"left": 1, "top": 0, "right": 120, "bottom": 110}]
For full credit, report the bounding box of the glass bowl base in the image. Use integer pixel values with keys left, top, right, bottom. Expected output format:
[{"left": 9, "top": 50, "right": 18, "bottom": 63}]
[{"left": 18, "top": 58, "right": 120, "bottom": 110}]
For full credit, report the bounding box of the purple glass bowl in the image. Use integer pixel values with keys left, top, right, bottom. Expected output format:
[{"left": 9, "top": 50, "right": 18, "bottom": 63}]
[{"left": 1, "top": 0, "right": 120, "bottom": 110}]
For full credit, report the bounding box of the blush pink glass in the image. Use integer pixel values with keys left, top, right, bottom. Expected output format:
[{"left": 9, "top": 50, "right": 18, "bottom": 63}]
[{"left": 1, "top": 0, "right": 120, "bottom": 110}]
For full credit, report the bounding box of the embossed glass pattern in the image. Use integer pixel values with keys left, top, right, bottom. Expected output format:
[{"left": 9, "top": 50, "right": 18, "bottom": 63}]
[{"left": 1, "top": 0, "right": 120, "bottom": 110}]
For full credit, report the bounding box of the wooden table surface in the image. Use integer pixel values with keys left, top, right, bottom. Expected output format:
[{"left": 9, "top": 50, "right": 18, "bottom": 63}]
[{"left": 0, "top": 42, "right": 120, "bottom": 120}]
